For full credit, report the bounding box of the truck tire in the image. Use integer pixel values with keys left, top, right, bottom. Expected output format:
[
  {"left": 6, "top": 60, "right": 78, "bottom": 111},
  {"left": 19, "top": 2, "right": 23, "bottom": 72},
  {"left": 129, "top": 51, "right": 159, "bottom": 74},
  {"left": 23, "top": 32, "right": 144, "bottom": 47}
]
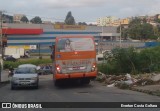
[
  {"left": 54, "top": 80, "right": 60, "bottom": 87},
  {"left": 82, "top": 79, "right": 90, "bottom": 84}
]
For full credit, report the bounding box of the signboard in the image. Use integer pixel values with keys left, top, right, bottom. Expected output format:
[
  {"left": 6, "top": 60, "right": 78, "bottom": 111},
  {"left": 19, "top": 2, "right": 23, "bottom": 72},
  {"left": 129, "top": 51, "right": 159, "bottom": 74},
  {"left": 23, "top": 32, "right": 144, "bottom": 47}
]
[
  {"left": 54, "top": 24, "right": 86, "bottom": 30},
  {"left": 30, "top": 45, "right": 37, "bottom": 49},
  {"left": 8, "top": 45, "right": 30, "bottom": 50}
]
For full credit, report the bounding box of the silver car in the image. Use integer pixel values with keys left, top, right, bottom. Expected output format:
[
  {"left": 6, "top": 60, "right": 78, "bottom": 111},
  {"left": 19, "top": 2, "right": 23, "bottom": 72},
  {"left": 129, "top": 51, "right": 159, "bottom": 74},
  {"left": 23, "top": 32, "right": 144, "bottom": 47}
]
[{"left": 11, "top": 64, "right": 39, "bottom": 90}]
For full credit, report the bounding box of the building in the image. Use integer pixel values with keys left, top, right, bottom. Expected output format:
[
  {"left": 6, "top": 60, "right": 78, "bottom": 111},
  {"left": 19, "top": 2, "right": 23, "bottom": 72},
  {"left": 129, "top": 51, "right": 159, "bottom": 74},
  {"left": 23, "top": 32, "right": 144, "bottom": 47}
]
[
  {"left": 13, "top": 14, "right": 25, "bottom": 23},
  {"left": 2, "top": 23, "right": 120, "bottom": 53},
  {"left": 42, "top": 21, "right": 52, "bottom": 24},
  {"left": 1, "top": 23, "right": 147, "bottom": 54},
  {"left": 97, "top": 16, "right": 117, "bottom": 26},
  {"left": 113, "top": 18, "right": 130, "bottom": 26}
]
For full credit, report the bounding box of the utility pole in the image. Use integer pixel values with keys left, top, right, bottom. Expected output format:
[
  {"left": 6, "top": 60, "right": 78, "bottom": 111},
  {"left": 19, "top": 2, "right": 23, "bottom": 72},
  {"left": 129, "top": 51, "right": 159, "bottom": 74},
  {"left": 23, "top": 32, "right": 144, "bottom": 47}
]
[
  {"left": 101, "top": 25, "right": 104, "bottom": 54},
  {"left": 119, "top": 22, "right": 122, "bottom": 48},
  {"left": 0, "top": 11, "right": 3, "bottom": 82}
]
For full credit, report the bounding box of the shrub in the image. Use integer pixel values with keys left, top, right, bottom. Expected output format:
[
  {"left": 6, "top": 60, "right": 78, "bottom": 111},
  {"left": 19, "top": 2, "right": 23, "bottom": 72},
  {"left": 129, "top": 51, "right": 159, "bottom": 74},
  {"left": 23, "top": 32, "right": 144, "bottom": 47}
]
[
  {"left": 4, "top": 58, "right": 52, "bottom": 69},
  {"left": 98, "top": 46, "right": 160, "bottom": 75}
]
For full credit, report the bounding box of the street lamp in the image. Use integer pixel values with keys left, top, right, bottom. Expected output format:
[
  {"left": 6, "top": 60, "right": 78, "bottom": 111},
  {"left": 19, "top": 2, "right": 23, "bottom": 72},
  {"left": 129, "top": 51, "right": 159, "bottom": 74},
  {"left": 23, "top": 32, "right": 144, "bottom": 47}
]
[{"left": 119, "top": 22, "right": 122, "bottom": 48}]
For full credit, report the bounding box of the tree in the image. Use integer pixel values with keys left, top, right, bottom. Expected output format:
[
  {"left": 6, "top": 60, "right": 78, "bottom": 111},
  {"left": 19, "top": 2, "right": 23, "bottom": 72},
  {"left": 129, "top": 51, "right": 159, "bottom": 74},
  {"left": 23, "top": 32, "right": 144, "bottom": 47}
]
[
  {"left": 120, "top": 17, "right": 158, "bottom": 40},
  {"left": 20, "top": 15, "right": 29, "bottom": 23},
  {"left": 156, "top": 19, "right": 160, "bottom": 23},
  {"left": 141, "top": 23, "right": 155, "bottom": 40},
  {"left": 78, "top": 22, "right": 87, "bottom": 25},
  {"left": 64, "top": 11, "right": 75, "bottom": 25},
  {"left": 30, "top": 16, "right": 42, "bottom": 24},
  {"left": 2, "top": 14, "right": 13, "bottom": 23}
]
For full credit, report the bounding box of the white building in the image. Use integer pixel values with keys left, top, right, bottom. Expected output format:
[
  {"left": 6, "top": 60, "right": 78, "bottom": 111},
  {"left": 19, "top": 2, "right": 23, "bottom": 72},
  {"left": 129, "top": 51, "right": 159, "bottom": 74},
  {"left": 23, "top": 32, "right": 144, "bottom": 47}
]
[
  {"left": 97, "top": 16, "right": 117, "bottom": 26},
  {"left": 13, "top": 14, "right": 25, "bottom": 23}
]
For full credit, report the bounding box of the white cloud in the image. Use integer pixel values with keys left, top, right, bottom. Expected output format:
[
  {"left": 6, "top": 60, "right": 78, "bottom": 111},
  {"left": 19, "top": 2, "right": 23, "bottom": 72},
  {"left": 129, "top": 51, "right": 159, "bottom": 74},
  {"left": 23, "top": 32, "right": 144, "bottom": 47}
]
[
  {"left": 39, "top": 0, "right": 107, "bottom": 8},
  {"left": 0, "top": 0, "right": 160, "bottom": 22}
]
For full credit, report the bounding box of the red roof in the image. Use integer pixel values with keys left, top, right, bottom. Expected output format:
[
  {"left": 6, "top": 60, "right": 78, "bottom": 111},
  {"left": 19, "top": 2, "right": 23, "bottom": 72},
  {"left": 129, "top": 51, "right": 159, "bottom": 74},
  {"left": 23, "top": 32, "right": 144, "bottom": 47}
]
[{"left": 1, "top": 28, "right": 43, "bottom": 35}]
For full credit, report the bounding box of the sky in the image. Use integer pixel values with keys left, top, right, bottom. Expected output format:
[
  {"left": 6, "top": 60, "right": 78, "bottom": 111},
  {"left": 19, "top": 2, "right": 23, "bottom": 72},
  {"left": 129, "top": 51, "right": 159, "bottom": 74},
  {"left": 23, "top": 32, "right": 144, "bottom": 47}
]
[{"left": 0, "top": 0, "right": 160, "bottom": 23}]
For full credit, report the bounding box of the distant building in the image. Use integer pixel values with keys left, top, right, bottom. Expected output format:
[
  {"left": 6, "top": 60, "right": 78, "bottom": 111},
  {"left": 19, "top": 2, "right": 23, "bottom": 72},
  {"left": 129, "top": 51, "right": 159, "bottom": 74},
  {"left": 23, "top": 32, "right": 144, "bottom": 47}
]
[
  {"left": 113, "top": 18, "right": 130, "bottom": 26},
  {"left": 97, "top": 16, "right": 117, "bottom": 26},
  {"left": 42, "top": 21, "right": 52, "bottom": 24},
  {"left": 137, "top": 15, "right": 157, "bottom": 23},
  {"left": 156, "top": 14, "right": 160, "bottom": 19},
  {"left": 86, "top": 22, "right": 97, "bottom": 26},
  {"left": 54, "top": 22, "right": 65, "bottom": 25},
  {"left": 2, "top": 23, "right": 120, "bottom": 54},
  {"left": 13, "top": 14, "right": 25, "bottom": 23}
]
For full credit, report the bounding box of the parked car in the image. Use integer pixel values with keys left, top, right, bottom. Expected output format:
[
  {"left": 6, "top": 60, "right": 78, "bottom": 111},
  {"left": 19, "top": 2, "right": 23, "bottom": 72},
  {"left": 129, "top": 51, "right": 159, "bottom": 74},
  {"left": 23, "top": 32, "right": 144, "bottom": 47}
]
[
  {"left": 10, "top": 64, "right": 39, "bottom": 90},
  {"left": 95, "top": 42, "right": 98, "bottom": 46},
  {"left": 38, "top": 65, "right": 52, "bottom": 75},
  {"left": 4, "top": 55, "right": 17, "bottom": 62}
]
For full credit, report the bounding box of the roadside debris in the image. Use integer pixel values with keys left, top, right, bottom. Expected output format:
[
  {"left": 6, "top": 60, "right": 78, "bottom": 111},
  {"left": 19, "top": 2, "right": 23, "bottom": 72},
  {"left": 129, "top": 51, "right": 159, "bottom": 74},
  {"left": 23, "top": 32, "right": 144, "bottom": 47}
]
[
  {"left": 151, "top": 74, "right": 160, "bottom": 82},
  {"left": 96, "top": 72, "right": 160, "bottom": 89},
  {"left": 96, "top": 72, "right": 106, "bottom": 82}
]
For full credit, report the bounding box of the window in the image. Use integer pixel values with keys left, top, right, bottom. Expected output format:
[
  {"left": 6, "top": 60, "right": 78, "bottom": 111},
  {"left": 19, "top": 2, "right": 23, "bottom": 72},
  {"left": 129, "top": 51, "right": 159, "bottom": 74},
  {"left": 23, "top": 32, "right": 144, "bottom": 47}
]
[{"left": 57, "top": 38, "right": 94, "bottom": 52}]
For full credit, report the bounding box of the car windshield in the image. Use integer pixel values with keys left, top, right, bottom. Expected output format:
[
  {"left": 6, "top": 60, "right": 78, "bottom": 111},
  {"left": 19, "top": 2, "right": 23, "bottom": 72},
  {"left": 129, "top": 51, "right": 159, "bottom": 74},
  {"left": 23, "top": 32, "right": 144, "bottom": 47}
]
[{"left": 15, "top": 68, "right": 36, "bottom": 74}]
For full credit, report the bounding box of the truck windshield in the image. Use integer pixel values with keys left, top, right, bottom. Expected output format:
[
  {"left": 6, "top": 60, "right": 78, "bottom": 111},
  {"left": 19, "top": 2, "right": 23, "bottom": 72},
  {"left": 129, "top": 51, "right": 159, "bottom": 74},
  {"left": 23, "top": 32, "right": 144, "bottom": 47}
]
[{"left": 57, "top": 38, "right": 94, "bottom": 52}]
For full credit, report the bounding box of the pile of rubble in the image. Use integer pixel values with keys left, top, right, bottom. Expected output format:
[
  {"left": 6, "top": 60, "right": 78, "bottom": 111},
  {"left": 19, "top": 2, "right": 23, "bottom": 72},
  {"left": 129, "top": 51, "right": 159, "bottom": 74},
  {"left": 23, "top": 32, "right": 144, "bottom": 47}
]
[{"left": 96, "top": 72, "right": 160, "bottom": 89}]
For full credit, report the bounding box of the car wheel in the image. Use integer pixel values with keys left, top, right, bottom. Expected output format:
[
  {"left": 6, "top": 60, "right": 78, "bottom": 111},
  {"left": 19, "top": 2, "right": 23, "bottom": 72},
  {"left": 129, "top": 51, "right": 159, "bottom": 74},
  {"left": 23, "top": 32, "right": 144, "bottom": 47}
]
[
  {"left": 35, "top": 83, "right": 39, "bottom": 89},
  {"left": 35, "top": 85, "right": 39, "bottom": 89}
]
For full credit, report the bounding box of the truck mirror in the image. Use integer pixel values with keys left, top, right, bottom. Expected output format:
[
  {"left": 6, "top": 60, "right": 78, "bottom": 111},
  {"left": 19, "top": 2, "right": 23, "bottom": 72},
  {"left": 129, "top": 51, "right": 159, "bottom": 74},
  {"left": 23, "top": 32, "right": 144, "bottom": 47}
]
[{"left": 51, "top": 51, "right": 55, "bottom": 60}]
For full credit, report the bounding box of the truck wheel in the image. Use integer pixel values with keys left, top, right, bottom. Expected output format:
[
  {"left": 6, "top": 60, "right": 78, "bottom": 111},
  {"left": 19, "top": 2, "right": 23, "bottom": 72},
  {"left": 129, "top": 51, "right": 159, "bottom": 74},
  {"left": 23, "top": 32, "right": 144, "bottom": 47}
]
[
  {"left": 83, "top": 79, "right": 90, "bottom": 84},
  {"left": 54, "top": 80, "right": 60, "bottom": 87}
]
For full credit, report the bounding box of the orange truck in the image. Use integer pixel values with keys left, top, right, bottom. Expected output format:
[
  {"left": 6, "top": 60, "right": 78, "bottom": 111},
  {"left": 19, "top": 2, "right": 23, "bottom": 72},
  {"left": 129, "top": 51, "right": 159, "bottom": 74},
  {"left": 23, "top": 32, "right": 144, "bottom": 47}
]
[{"left": 51, "top": 36, "right": 97, "bottom": 86}]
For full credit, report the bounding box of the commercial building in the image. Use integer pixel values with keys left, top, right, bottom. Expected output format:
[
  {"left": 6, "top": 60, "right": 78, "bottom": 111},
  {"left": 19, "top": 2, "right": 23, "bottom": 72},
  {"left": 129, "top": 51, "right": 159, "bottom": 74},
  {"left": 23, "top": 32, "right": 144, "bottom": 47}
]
[
  {"left": 1, "top": 23, "right": 147, "bottom": 54},
  {"left": 2, "top": 23, "right": 120, "bottom": 53}
]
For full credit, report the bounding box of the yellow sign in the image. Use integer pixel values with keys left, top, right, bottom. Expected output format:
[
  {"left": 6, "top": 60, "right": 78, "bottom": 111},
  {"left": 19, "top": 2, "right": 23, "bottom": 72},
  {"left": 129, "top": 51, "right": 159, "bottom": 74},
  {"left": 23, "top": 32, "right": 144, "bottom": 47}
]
[
  {"left": 54, "top": 24, "right": 86, "bottom": 30},
  {"left": 8, "top": 45, "right": 30, "bottom": 50}
]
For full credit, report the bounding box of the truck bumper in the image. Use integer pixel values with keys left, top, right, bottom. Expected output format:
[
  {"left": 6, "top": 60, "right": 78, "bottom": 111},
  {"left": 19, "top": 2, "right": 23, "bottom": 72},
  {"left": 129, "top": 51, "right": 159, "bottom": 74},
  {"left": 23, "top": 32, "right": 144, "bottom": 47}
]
[{"left": 54, "top": 71, "right": 97, "bottom": 80}]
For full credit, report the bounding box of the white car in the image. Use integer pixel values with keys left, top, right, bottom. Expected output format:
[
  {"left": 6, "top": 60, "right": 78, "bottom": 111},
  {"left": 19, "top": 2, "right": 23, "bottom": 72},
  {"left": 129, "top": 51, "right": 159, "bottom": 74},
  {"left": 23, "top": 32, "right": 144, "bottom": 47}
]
[{"left": 11, "top": 64, "right": 39, "bottom": 90}]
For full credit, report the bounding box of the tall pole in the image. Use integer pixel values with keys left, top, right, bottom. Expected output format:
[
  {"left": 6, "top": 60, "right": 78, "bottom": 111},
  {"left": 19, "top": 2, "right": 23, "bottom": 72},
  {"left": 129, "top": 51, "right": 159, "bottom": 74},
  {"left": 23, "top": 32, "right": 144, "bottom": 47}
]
[
  {"left": 0, "top": 11, "right": 3, "bottom": 82},
  {"left": 120, "top": 22, "right": 122, "bottom": 48},
  {"left": 101, "top": 25, "right": 104, "bottom": 54}
]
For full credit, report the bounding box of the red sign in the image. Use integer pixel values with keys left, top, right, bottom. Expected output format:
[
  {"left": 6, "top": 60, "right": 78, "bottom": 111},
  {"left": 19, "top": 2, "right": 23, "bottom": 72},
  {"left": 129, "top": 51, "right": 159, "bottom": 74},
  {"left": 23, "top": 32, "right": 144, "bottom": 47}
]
[{"left": 1, "top": 28, "right": 43, "bottom": 35}]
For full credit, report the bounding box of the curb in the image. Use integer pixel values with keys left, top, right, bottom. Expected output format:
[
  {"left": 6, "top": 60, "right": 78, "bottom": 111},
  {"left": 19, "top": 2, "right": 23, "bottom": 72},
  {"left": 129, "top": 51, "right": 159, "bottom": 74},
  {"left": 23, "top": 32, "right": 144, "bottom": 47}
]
[
  {"left": 0, "top": 80, "right": 10, "bottom": 88},
  {"left": 131, "top": 87, "right": 160, "bottom": 96}
]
